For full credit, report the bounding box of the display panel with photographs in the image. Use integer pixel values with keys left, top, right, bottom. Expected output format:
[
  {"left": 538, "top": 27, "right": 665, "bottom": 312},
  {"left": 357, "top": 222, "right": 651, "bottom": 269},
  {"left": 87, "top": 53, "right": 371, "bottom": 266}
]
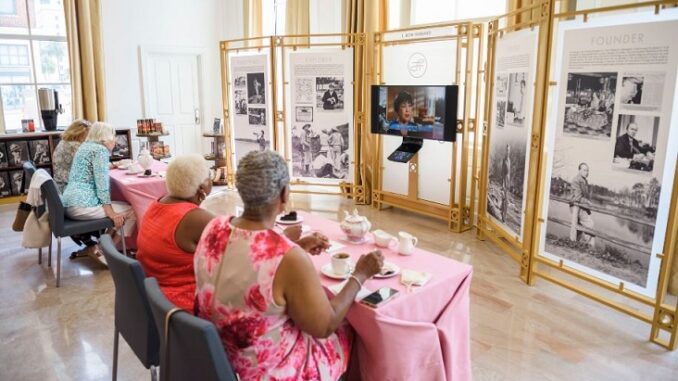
[
  {"left": 6, "top": 141, "right": 29, "bottom": 167},
  {"left": 0, "top": 142, "right": 8, "bottom": 168},
  {"left": 29, "top": 139, "right": 51, "bottom": 165},
  {"left": 229, "top": 53, "right": 273, "bottom": 165},
  {"left": 542, "top": 14, "right": 678, "bottom": 297},
  {"left": 288, "top": 49, "right": 355, "bottom": 183},
  {"left": 0, "top": 172, "right": 11, "bottom": 196},
  {"left": 485, "top": 29, "right": 539, "bottom": 239}
]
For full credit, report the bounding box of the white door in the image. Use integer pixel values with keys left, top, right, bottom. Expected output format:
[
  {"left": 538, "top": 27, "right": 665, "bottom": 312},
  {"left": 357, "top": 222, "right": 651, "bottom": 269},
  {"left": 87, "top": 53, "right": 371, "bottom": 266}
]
[{"left": 142, "top": 50, "right": 202, "bottom": 157}]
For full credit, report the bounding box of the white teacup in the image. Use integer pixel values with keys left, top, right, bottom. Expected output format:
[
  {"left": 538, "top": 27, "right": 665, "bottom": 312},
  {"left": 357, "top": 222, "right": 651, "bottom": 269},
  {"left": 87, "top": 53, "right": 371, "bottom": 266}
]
[
  {"left": 331, "top": 252, "right": 352, "bottom": 275},
  {"left": 373, "top": 229, "right": 395, "bottom": 248}
]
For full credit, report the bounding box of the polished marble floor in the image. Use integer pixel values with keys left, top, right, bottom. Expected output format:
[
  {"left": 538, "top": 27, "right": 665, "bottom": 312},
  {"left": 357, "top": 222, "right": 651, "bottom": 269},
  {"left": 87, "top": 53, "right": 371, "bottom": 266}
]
[{"left": 1, "top": 190, "right": 677, "bottom": 380}]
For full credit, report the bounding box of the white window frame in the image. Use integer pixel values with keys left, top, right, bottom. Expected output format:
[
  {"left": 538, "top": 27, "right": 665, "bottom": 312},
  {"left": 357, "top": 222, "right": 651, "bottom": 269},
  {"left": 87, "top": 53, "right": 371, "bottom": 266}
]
[{"left": 0, "top": 0, "right": 70, "bottom": 132}]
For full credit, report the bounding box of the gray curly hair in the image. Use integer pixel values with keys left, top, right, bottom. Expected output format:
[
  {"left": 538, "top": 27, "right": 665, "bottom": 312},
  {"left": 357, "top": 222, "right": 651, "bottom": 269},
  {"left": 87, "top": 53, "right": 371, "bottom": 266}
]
[{"left": 235, "top": 150, "right": 289, "bottom": 208}]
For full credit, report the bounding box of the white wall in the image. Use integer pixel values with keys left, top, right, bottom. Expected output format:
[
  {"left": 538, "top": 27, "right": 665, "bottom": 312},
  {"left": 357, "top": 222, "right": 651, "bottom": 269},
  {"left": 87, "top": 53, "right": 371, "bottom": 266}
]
[{"left": 100, "top": 0, "right": 225, "bottom": 156}]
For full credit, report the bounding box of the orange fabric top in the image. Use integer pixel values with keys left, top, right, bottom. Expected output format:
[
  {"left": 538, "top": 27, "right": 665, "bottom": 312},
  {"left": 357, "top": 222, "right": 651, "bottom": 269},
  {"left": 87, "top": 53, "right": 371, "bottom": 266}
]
[{"left": 137, "top": 200, "right": 198, "bottom": 311}]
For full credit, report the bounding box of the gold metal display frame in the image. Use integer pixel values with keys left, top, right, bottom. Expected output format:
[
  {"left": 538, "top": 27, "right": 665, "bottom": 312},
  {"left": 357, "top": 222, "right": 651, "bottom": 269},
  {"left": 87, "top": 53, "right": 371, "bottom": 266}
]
[
  {"left": 477, "top": 0, "right": 678, "bottom": 350},
  {"left": 219, "top": 36, "right": 278, "bottom": 186},
  {"left": 371, "top": 22, "right": 484, "bottom": 233},
  {"left": 276, "top": 33, "right": 367, "bottom": 204}
]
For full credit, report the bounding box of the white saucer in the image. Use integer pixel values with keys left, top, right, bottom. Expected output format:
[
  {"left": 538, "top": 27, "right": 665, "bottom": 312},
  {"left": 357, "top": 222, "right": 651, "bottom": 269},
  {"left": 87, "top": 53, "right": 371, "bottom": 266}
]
[
  {"left": 276, "top": 215, "right": 304, "bottom": 225},
  {"left": 126, "top": 169, "right": 143, "bottom": 175},
  {"left": 340, "top": 236, "right": 371, "bottom": 245},
  {"left": 137, "top": 173, "right": 155, "bottom": 178},
  {"left": 320, "top": 263, "right": 352, "bottom": 280},
  {"left": 374, "top": 261, "right": 400, "bottom": 279}
]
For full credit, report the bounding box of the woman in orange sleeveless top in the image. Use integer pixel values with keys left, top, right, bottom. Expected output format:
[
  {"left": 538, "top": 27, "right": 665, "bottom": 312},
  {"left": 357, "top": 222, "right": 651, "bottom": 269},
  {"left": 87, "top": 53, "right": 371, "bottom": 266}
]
[{"left": 137, "top": 154, "right": 215, "bottom": 311}]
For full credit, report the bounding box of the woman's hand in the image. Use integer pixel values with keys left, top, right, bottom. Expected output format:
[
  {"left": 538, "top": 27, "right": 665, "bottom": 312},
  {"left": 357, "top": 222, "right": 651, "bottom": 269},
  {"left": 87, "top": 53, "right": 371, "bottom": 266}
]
[
  {"left": 353, "top": 250, "right": 384, "bottom": 282},
  {"left": 283, "top": 225, "right": 302, "bottom": 242},
  {"left": 107, "top": 212, "right": 125, "bottom": 228},
  {"left": 297, "top": 232, "right": 330, "bottom": 255}
]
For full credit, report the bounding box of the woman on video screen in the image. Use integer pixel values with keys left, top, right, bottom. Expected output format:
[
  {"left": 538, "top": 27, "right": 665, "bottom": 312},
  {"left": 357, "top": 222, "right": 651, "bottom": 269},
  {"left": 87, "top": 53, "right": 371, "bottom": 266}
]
[{"left": 388, "top": 91, "right": 420, "bottom": 136}]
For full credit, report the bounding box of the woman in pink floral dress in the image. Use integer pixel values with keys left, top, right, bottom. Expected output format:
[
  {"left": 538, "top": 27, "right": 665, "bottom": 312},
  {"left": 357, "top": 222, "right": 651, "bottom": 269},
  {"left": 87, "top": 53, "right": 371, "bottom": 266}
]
[{"left": 194, "top": 151, "right": 383, "bottom": 380}]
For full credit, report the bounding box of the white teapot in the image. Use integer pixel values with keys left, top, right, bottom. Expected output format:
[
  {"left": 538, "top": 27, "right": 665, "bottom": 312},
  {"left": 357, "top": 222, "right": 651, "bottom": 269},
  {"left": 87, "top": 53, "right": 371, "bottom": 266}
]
[
  {"left": 340, "top": 209, "right": 371, "bottom": 242},
  {"left": 137, "top": 148, "right": 154, "bottom": 171}
]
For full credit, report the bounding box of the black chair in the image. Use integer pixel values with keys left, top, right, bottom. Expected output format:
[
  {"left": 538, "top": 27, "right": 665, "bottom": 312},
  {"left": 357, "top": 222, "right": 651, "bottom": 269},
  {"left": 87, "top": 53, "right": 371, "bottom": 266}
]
[
  {"left": 100, "top": 235, "right": 159, "bottom": 381},
  {"left": 22, "top": 161, "right": 52, "bottom": 265},
  {"left": 144, "top": 277, "right": 239, "bottom": 381},
  {"left": 41, "top": 179, "right": 125, "bottom": 287}
]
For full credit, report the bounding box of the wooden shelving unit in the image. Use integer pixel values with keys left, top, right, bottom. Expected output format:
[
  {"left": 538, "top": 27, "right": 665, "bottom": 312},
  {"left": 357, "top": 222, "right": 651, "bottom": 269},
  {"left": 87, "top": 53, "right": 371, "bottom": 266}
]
[
  {"left": 136, "top": 132, "right": 171, "bottom": 160},
  {"left": 203, "top": 132, "right": 227, "bottom": 186}
]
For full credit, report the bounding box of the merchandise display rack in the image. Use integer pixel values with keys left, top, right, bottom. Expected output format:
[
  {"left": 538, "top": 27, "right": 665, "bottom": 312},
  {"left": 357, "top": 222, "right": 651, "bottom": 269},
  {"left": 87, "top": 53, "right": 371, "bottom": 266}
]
[{"left": 202, "top": 132, "right": 228, "bottom": 186}]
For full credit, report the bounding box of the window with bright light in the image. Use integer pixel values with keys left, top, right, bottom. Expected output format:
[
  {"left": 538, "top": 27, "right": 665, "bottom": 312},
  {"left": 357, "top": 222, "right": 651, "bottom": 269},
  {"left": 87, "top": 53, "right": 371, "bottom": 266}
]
[
  {"left": 262, "top": 0, "right": 287, "bottom": 36},
  {"left": 389, "top": 0, "right": 507, "bottom": 28},
  {"left": 0, "top": 0, "right": 71, "bottom": 131}
]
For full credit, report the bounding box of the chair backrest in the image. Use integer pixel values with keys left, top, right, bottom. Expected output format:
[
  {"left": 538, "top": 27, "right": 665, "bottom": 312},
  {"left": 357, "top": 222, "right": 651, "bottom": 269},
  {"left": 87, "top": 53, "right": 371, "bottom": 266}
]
[
  {"left": 100, "top": 235, "right": 159, "bottom": 369},
  {"left": 144, "top": 277, "right": 238, "bottom": 381},
  {"left": 40, "top": 179, "right": 66, "bottom": 236},
  {"left": 22, "top": 161, "right": 36, "bottom": 192}
]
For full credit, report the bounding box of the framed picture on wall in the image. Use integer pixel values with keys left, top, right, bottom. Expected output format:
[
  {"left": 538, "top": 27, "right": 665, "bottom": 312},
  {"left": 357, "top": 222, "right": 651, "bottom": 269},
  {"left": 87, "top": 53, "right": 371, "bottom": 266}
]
[
  {"left": 29, "top": 139, "right": 51, "bottom": 165},
  {"left": 112, "top": 133, "right": 130, "bottom": 160},
  {"left": 6, "top": 141, "right": 29, "bottom": 167},
  {"left": 0, "top": 172, "right": 11, "bottom": 197},
  {"left": 0, "top": 142, "right": 8, "bottom": 168},
  {"left": 9, "top": 170, "right": 24, "bottom": 196}
]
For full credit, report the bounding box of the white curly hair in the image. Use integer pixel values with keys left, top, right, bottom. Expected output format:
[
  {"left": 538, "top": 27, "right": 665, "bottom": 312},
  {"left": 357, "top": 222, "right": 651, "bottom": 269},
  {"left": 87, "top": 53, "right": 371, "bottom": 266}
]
[{"left": 165, "top": 154, "right": 210, "bottom": 199}]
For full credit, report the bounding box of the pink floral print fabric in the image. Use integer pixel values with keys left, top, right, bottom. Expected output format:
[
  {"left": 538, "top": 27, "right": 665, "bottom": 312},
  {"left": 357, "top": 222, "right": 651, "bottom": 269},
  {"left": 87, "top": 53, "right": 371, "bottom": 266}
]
[{"left": 194, "top": 216, "right": 351, "bottom": 380}]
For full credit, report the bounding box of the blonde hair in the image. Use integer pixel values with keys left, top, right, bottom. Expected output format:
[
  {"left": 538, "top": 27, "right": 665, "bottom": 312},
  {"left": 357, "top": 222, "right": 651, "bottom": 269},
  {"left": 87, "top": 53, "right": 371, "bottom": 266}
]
[
  {"left": 61, "top": 119, "right": 91, "bottom": 142},
  {"left": 86, "top": 122, "right": 116, "bottom": 144},
  {"left": 166, "top": 154, "right": 210, "bottom": 198}
]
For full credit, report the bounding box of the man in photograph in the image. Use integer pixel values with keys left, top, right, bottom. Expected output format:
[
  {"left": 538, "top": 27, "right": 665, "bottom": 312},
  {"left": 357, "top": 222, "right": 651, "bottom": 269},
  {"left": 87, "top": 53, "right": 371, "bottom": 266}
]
[
  {"left": 322, "top": 84, "right": 340, "bottom": 110},
  {"left": 569, "top": 163, "right": 595, "bottom": 246},
  {"left": 254, "top": 130, "right": 267, "bottom": 151},
  {"left": 620, "top": 77, "right": 641, "bottom": 104},
  {"left": 11, "top": 171, "right": 23, "bottom": 195},
  {"left": 614, "top": 122, "right": 654, "bottom": 159},
  {"left": 300, "top": 124, "right": 313, "bottom": 175},
  {"left": 328, "top": 127, "right": 344, "bottom": 167},
  {"left": 0, "top": 174, "right": 10, "bottom": 196},
  {"left": 9, "top": 143, "right": 24, "bottom": 166},
  {"left": 513, "top": 79, "right": 526, "bottom": 122},
  {"left": 318, "top": 129, "right": 330, "bottom": 155},
  {"left": 500, "top": 145, "right": 511, "bottom": 222},
  {"left": 32, "top": 141, "right": 49, "bottom": 164}
]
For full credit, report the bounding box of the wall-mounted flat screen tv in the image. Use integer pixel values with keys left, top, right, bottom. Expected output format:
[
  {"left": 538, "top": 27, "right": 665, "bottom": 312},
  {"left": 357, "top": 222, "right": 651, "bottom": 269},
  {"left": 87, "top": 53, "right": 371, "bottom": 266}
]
[{"left": 371, "top": 85, "right": 458, "bottom": 142}]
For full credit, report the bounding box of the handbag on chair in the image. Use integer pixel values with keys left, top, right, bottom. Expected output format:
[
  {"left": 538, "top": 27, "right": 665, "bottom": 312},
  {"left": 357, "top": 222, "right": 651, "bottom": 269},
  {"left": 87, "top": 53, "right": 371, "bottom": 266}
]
[
  {"left": 12, "top": 202, "right": 32, "bottom": 232},
  {"left": 22, "top": 209, "right": 51, "bottom": 248}
]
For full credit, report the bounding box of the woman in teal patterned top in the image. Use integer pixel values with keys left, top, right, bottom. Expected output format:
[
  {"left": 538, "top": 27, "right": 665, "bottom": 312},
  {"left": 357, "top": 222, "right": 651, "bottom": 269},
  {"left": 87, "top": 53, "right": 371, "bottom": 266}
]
[{"left": 62, "top": 122, "right": 136, "bottom": 255}]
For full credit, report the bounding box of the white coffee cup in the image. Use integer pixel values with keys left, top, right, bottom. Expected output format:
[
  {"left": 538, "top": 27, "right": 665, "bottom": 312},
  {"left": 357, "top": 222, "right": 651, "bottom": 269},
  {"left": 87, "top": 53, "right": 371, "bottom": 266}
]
[
  {"left": 397, "top": 231, "right": 418, "bottom": 255},
  {"left": 331, "top": 252, "right": 352, "bottom": 275},
  {"left": 373, "top": 229, "right": 395, "bottom": 248}
]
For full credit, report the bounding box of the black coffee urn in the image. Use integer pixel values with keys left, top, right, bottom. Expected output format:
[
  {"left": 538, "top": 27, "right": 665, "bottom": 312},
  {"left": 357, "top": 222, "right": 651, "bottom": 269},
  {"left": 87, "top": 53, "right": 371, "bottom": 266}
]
[{"left": 38, "top": 88, "right": 63, "bottom": 131}]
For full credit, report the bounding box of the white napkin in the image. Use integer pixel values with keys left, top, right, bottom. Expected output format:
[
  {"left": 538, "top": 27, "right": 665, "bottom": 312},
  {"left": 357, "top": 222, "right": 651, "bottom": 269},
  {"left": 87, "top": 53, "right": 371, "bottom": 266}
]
[
  {"left": 326, "top": 240, "right": 346, "bottom": 253},
  {"left": 328, "top": 280, "right": 372, "bottom": 301},
  {"left": 400, "top": 269, "right": 433, "bottom": 287}
]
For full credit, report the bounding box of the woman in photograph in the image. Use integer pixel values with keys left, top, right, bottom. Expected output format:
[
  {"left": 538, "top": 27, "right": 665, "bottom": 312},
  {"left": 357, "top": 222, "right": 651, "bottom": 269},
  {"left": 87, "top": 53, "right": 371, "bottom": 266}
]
[
  {"left": 136, "top": 154, "right": 215, "bottom": 311},
  {"left": 32, "top": 142, "right": 49, "bottom": 164},
  {"left": 389, "top": 91, "right": 418, "bottom": 136},
  {"left": 53, "top": 119, "right": 91, "bottom": 193},
  {"left": 194, "top": 150, "right": 383, "bottom": 380},
  {"left": 62, "top": 122, "right": 137, "bottom": 261}
]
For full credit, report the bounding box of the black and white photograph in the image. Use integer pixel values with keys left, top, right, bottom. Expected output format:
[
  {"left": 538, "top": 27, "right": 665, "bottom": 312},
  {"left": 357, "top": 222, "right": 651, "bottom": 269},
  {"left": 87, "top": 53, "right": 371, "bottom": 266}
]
[
  {"left": 234, "top": 90, "right": 247, "bottom": 115},
  {"left": 10, "top": 170, "right": 24, "bottom": 196},
  {"left": 612, "top": 114, "right": 659, "bottom": 173},
  {"left": 0, "top": 142, "right": 8, "bottom": 168},
  {"left": 495, "top": 74, "right": 508, "bottom": 97},
  {"left": 247, "top": 107, "right": 266, "bottom": 126},
  {"left": 112, "top": 134, "right": 130, "bottom": 159},
  {"left": 7, "top": 141, "right": 29, "bottom": 167},
  {"left": 246, "top": 72, "right": 266, "bottom": 104},
  {"left": 295, "top": 106, "right": 313, "bottom": 122},
  {"left": 0, "top": 172, "right": 11, "bottom": 197},
  {"left": 316, "top": 77, "right": 344, "bottom": 111},
  {"left": 291, "top": 122, "right": 349, "bottom": 179},
  {"left": 29, "top": 140, "right": 51, "bottom": 165},
  {"left": 234, "top": 129, "right": 270, "bottom": 164},
  {"left": 495, "top": 100, "right": 506, "bottom": 129},
  {"left": 544, "top": 149, "right": 661, "bottom": 287},
  {"left": 234, "top": 75, "right": 246, "bottom": 87},
  {"left": 619, "top": 73, "right": 665, "bottom": 109},
  {"left": 506, "top": 72, "right": 527, "bottom": 126},
  {"left": 562, "top": 72, "right": 616, "bottom": 138},
  {"left": 486, "top": 131, "right": 528, "bottom": 236},
  {"left": 295, "top": 78, "right": 314, "bottom": 103}
]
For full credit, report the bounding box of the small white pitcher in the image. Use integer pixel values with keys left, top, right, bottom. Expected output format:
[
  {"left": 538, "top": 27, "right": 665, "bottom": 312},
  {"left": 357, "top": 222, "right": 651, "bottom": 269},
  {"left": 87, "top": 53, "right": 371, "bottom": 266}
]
[{"left": 397, "top": 231, "right": 418, "bottom": 255}]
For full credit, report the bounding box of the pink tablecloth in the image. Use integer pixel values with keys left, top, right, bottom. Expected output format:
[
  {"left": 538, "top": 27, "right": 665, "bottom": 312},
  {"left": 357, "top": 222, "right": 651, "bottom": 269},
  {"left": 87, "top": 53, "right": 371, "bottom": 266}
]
[
  {"left": 109, "top": 160, "right": 168, "bottom": 226},
  {"left": 300, "top": 212, "right": 473, "bottom": 381}
]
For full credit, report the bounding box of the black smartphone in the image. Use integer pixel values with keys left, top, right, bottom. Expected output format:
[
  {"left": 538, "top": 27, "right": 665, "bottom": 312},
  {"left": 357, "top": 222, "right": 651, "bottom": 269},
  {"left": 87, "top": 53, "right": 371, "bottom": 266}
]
[{"left": 360, "top": 287, "right": 399, "bottom": 308}]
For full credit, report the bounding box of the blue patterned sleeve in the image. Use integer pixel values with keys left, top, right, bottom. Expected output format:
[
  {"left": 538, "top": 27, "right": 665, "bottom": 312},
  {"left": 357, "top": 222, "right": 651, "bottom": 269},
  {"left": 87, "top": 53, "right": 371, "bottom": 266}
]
[{"left": 92, "top": 147, "right": 111, "bottom": 204}]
